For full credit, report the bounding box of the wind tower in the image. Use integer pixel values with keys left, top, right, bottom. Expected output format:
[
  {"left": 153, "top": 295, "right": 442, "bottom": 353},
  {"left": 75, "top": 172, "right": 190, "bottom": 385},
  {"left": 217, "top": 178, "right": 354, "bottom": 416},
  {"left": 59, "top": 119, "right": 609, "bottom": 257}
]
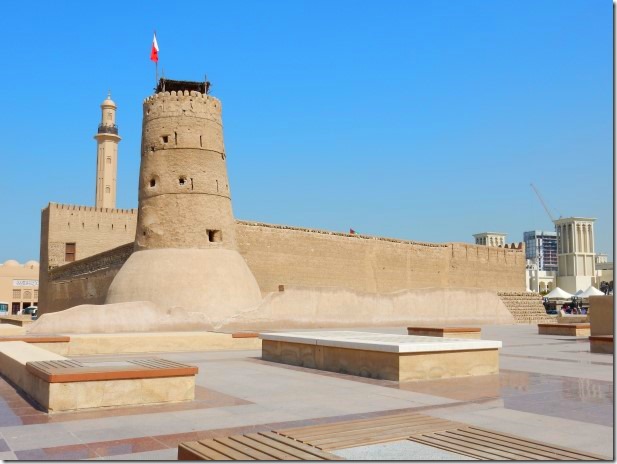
[
  {"left": 105, "top": 78, "right": 262, "bottom": 326},
  {"left": 94, "top": 92, "right": 121, "bottom": 209}
]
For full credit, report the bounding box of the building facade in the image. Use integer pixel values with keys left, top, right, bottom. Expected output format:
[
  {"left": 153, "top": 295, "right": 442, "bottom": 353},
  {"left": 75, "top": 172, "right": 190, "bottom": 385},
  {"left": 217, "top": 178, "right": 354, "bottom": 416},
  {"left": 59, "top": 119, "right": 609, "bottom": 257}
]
[
  {"left": 94, "top": 93, "right": 121, "bottom": 209},
  {"left": 554, "top": 217, "right": 596, "bottom": 293},
  {"left": 0, "top": 260, "right": 39, "bottom": 314},
  {"left": 523, "top": 230, "right": 558, "bottom": 272},
  {"left": 473, "top": 232, "right": 507, "bottom": 247}
]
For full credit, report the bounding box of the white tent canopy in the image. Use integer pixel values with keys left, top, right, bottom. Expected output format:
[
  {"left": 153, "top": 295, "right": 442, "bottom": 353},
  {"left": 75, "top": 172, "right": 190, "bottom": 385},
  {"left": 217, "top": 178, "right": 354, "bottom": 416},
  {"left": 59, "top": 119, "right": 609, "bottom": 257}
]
[
  {"left": 545, "top": 287, "right": 573, "bottom": 299},
  {"left": 575, "top": 289, "right": 584, "bottom": 296},
  {"left": 578, "top": 286, "right": 604, "bottom": 298}
]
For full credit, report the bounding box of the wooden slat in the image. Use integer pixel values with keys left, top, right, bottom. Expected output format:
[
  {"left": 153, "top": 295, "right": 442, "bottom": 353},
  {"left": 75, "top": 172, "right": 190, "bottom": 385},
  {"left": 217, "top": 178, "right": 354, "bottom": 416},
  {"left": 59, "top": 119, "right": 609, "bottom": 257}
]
[
  {"left": 229, "top": 435, "right": 301, "bottom": 460},
  {"left": 198, "top": 439, "right": 255, "bottom": 460},
  {"left": 296, "top": 416, "right": 450, "bottom": 441},
  {"left": 259, "top": 432, "right": 343, "bottom": 460},
  {"left": 179, "top": 441, "right": 231, "bottom": 460},
  {"left": 467, "top": 426, "right": 605, "bottom": 460},
  {"left": 451, "top": 428, "right": 583, "bottom": 460},
  {"left": 213, "top": 437, "right": 274, "bottom": 460},
  {"left": 408, "top": 435, "right": 502, "bottom": 460},
  {"left": 245, "top": 433, "right": 328, "bottom": 460},
  {"left": 281, "top": 411, "right": 443, "bottom": 436},
  {"left": 431, "top": 430, "right": 551, "bottom": 460}
]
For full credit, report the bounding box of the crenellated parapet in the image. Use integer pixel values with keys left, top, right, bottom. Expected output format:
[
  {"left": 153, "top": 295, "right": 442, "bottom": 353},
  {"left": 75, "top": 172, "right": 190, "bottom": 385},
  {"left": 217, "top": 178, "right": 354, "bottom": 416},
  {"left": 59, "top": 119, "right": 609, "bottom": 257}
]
[{"left": 47, "top": 202, "right": 137, "bottom": 215}]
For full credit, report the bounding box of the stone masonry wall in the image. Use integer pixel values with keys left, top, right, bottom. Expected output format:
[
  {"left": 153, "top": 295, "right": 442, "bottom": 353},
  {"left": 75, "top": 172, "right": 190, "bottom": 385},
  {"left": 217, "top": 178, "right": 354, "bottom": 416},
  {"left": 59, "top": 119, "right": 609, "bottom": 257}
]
[
  {"left": 236, "top": 221, "right": 525, "bottom": 294},
  {"left": 40, "top": 217, "right": 525, "bottom": 314},
  {"left": 38, "top": 203, "right": 137, "bottom": 312}
]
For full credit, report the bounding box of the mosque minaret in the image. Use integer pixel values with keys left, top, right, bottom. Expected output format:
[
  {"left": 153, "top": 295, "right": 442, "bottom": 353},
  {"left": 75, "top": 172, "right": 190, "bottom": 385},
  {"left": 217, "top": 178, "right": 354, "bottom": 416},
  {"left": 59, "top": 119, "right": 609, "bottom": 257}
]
[{"left": 94, "top": 92, "right": 121, "bottom": 209}]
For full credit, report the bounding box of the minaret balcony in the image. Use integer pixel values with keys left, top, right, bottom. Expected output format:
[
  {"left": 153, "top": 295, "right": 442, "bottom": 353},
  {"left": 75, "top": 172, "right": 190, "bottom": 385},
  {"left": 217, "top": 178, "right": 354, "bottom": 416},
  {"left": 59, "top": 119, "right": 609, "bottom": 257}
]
[{"left": 98, "top": 124, "right": 119, "bottom": 135}]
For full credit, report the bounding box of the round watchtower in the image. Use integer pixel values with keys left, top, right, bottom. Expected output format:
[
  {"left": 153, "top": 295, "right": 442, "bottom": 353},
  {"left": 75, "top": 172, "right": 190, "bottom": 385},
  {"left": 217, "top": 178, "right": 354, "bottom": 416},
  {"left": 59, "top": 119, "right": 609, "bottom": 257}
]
[
  {"left": 106, "top": 79, "right": 262, "bottom": 324},
  {"left": 135, "top": 85, "right": 236, "bottom": 250}
]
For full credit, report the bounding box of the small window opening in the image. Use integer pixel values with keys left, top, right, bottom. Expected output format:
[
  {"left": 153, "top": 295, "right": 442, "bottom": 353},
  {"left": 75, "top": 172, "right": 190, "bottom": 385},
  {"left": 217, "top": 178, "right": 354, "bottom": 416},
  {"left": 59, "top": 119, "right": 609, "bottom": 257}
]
[
  {"left": 162, "top": 135, "right": 169, "bottom": 143},
  {"left": 200, "top": 135, "right": 203, "bottom": 147},
  {"left": 179, "top": 177, "right": 186, "bottom": 186},
  {"left": 82, "top": 222, "right": 85, "bottom": 229},
  {"left": 150, "top": 179, "right": 156, "bottom": 187},
  {"left": 208, "top": 230, "right": 223, "bottom": 242},
  {"left": 124, "top": 224, "right": 127, "bottom": 230},
  {"left": 216, "top": 180, "right": 219, "bottom": 192},
  {"left": 97, "top": 223, "right": 100, "bottom": 229},
  {"left": 174, "top": 132, "right": 178, "bottom": 144},
  {"left": 190, "top": 178, "right": 194, "bottom": 190},
  {"left": 111, "top": 224, "right": 114, "bottom": 230},
  {"left": 150, "top": 146, "right": 155, "bottom": 152}
]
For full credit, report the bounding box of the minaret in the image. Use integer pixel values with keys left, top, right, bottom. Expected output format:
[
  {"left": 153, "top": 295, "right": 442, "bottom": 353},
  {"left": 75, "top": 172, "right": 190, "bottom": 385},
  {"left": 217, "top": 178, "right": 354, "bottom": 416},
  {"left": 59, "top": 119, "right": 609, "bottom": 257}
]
[{"left": 94, "top": 92, "right": 121, "bottom": 209}]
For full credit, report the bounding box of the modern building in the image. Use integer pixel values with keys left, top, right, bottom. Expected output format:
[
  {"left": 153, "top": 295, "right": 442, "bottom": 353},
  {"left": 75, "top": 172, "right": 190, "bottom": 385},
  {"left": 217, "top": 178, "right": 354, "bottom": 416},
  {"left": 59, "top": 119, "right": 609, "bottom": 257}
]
[
  {"left": 473, "top": 232, "right": 507, "bottom": 247},
  {"left": 0, "top": 260, "right": 39, "bottom": 314},
  {"left": 554, "top": 217, "right": 596, "bottom": 294},
  {"left": 523, "top": 230, "right": 558, "bottom": 272}
]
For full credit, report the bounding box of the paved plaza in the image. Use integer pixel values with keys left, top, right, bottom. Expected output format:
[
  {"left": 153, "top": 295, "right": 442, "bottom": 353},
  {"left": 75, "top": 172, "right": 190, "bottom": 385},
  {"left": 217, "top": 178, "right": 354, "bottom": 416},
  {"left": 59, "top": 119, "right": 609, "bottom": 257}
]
[{"left": 0, "top": 324, "right": 612, "bottom": 460}]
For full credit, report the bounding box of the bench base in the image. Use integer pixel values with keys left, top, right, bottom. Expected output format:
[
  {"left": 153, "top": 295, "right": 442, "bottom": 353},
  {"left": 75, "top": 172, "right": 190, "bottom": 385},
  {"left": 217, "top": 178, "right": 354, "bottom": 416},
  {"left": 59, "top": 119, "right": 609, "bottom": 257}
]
[
  {"left": 538, "top": 323, "right": 590, "bottom": 336},
  {"left": 590, "top": 336, "right": 613, "bottom": 354},
  {"left": 407, "top": 327, "right": 481, "bottom": 339},
  {"left": 262, "top": 340, "right": 498, "bottom": 382}
]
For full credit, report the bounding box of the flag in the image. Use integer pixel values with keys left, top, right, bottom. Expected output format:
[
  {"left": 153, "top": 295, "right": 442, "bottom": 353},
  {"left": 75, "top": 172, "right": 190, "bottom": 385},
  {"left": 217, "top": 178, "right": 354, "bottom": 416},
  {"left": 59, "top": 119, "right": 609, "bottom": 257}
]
[
  {"left": 349, "top": 228, "right": 356, "bottom": 235},
  {"left": 150, "top": 33, "right": 159, "bottom": 62}
]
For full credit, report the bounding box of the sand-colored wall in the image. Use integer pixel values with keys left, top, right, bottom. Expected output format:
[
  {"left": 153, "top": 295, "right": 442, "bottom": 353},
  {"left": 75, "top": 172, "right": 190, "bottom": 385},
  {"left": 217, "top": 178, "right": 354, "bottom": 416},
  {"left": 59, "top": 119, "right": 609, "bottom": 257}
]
[
  {"left": 40, "top": 219, "right": 525, "bottom": 315},
  {"left": 236, "top": 221, "right": 525, "bottom": 294},
  {"left": 41, "top": 243, "right": 133, "bottom": 313},
  {"left": 589, "top": 295, "right": 614, "bottom": 336},
  {"left": 38, "top": 203, "right": 137, "bottom": 312}
]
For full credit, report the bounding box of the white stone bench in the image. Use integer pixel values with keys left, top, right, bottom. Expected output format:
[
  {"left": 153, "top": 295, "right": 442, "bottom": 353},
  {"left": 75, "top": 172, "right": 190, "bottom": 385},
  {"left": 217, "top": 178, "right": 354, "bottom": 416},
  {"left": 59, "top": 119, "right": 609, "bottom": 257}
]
[
  {"left": 260, "top": 331, "right": 501, "bottom": 381},
  {"left": 0, "top": 341, "right": 198, "bottom": 412}
]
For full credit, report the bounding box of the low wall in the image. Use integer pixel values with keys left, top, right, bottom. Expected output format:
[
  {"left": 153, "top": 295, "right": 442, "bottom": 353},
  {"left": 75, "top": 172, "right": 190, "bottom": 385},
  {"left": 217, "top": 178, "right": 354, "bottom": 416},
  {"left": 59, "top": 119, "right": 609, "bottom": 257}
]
[
  {"left": 589, "top": 295, "right": 614, "bottom": 336},
  {"left": 41, "top": 243, "right": 133, "bottom": 314},
  {"left": 222, "top": 285, "right": 516, "bottom": 331}
]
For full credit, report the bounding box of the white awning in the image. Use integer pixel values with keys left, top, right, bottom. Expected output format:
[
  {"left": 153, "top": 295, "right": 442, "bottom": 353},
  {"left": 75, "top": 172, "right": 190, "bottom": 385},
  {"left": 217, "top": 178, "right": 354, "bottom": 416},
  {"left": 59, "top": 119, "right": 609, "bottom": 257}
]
[
  {"left": 578, "top": 286, "right": 605, "bottom": 298},
  {"left": 544, "top": 287, "right": 573, "bottom": 299}
]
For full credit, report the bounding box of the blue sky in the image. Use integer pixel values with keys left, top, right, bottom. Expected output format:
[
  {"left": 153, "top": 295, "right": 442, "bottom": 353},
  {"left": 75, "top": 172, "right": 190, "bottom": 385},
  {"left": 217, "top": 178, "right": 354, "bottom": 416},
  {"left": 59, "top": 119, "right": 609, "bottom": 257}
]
[{"left": 0, "top": 0, "right": 612, "bottom": 263}]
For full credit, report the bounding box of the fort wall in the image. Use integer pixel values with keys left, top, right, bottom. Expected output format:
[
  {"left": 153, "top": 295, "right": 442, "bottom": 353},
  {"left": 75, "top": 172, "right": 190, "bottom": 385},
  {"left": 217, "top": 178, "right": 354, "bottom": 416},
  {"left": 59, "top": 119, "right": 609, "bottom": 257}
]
[
  {"left": 40, "top": 219, "right": 525, "bottom": 314},
  {"left": 38, "top": 203, "right": 137, "bottom": 311},
  {"left": 236, "top": 221, "right": 525, "bottom": 294}
]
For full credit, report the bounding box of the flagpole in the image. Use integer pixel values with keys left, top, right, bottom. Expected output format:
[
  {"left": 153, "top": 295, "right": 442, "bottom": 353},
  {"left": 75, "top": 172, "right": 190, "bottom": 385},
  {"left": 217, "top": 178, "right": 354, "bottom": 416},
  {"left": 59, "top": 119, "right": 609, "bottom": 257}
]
[{"left": 154, "top": 30, "right": 158, "bottom": 87}]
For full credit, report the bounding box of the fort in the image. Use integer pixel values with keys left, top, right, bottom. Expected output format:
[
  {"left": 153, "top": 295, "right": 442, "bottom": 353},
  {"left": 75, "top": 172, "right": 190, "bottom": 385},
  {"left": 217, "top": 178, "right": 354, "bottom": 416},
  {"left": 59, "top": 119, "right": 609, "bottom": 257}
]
[{"left": 37, "top": 79, "right": 532, "bottom": 330}]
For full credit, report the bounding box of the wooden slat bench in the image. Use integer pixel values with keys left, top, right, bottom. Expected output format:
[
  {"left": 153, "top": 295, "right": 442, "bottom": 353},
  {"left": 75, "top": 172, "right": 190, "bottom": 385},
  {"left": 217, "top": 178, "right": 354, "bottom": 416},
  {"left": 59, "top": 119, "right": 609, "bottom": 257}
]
[
  {"left": 589, "top": 335, "right": 613, "bottom": 354},
  {"left": 408, "top": 425, "right": 607, "bottom": 460},
  {"left": 537, "top": 323, "right": 590, "bottom": 336},
  {"left": 26, "top": 358, "right": 197, "bottom": 383},
  {"left": 231, "top": 332, "right": 259, "bottom": 338},
  {"left": 275, "top": 410, "right": 607, "bottom": 460},
  {"left": 0, "top": 341, "right": 198, "bottom": 412},
  {"left": 407, "top": 327, "right": 481, "bottom": 339},
  {"left": 0, "top": 316, "right": 34, "bottom": 327},
  {"left": 178, "top": 432, "right": 344, "bottom": 460}
]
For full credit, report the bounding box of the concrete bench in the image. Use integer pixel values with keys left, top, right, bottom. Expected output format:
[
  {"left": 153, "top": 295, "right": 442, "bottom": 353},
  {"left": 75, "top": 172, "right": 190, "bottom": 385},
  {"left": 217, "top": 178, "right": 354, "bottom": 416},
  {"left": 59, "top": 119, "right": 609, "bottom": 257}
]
[
  {"left": 0, "top": 341, "right": 198, "bottom": 412},
  {"left": 537, "top": 323, "right": 590, "bottom": 336},
  {"left": 407, "top": 327, "right": 481, "bottom": 339},
  {"left": 589, "top": 335, "right": 613, "bottom": 354},
  {"left": 260, "top": 331, "right": 501, "bottom": 382}
]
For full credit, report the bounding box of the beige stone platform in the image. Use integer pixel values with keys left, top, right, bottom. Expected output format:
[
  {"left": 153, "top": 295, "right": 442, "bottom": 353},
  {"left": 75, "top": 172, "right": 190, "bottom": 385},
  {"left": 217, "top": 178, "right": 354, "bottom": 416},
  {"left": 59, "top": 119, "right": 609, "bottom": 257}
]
[
  {"left": 407, "top": 327, "right": 481, "bottom": 339},
  {"left": 0, "top": 316, "right": 34, "bottom": 327},
  {"left": 589, "top": 335, "right": 613, "bottom": 354},
  {"left": 0, "top": 341, "right": 197, "bottom": 412},
  {"left": 260, "top": 331, "right": 501, "bottom": 382},
  {"left": 30, "top": 331, "right": 261, "bottom": 356},
  {"left": 537, "top": 323, "right": 590, "bottom": 336}
]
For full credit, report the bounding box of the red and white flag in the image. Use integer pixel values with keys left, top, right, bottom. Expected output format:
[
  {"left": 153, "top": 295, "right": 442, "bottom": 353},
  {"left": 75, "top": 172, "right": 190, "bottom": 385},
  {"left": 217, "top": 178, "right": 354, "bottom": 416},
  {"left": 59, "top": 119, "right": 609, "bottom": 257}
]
[{"left": 150, "top": 33, "right": 159, "bottom": 62}]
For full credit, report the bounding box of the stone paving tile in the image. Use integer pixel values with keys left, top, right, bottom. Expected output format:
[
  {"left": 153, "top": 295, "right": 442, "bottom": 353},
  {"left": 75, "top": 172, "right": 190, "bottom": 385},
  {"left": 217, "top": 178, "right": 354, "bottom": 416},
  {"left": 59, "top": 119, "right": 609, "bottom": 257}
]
[
  {"left": 92, "top": 448, "right": 179, "bottom": 460},
  {"left": 14, "top": 443, "right": 95, "bottom": 460},
  {"left": 0, "top": 450, "right": 17, "bottom": 460}
]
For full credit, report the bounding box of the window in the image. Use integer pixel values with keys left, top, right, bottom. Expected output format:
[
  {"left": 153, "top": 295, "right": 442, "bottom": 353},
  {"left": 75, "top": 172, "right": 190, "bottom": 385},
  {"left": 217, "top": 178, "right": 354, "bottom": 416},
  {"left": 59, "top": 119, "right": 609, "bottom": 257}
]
[
  {"left": 208, "top": 230, "right": 222, "bottom": 242},
  {"left": 12, "top": 289, "right": 21, "bottom": 299},
  {"left": 23, "top": 290, "right": 32, "bottom": 299},
  {"left": 34, "top": 290, "right": 38, "bottom": 299},
  {"left": 162, "top": 135, "right": 169, "bottom": 143},
  {"left": 65, "top": 243, "right": 76, "bottom": 262},
  {"left": 105, "top": 186, "right": 110, "bottom": 193},
  {"left": 106, "top": 157, "right": 111, "bottom": 165}
]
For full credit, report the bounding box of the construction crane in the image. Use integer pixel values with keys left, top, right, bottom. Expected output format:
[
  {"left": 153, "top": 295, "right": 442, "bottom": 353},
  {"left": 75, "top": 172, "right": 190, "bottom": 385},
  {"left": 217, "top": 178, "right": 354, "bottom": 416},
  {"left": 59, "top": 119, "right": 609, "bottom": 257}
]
[{"left": 530, "top": 183, "right": 556, "bottom": 223}]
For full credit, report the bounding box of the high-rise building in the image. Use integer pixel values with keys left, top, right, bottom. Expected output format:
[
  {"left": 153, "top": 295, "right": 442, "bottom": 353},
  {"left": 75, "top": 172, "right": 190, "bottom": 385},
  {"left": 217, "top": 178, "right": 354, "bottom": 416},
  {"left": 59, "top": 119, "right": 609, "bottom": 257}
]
[{"left": 523, "top": 230, "right": 558, "bottom": 272}]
